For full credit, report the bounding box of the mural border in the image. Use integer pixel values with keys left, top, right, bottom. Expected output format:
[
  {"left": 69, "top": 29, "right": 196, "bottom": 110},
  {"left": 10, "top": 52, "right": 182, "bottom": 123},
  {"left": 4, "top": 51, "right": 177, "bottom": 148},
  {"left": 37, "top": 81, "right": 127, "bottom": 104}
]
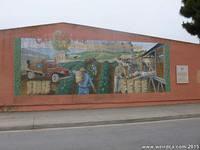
[
  {"left": 14, "top": 38, "right": 21, "bottom": 96},
  {"left": 165, "top": 44, "right": 171, "bottom": 92}
]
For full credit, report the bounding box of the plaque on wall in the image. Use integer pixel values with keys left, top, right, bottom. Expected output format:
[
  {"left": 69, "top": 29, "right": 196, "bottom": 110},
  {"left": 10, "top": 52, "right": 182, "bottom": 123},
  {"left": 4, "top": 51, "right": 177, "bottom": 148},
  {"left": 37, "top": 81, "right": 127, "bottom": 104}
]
[
  {"left": 197, "top": 70, "right": 200, "bottom": 83},
  {"left": 176, "top": 65, "right": 189, "bottom": 84}
]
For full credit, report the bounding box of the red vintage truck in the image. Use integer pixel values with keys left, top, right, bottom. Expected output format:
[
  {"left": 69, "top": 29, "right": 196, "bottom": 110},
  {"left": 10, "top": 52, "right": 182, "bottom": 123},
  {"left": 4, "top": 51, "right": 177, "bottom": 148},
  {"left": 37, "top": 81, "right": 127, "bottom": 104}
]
[{"left": 26, "top": 59, "right": 69, "bottom": 82}]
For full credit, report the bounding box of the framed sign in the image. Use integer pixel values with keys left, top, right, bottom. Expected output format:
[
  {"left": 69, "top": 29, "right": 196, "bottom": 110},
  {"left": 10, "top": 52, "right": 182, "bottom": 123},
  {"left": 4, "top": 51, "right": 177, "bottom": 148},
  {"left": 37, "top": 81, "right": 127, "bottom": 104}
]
[
  {"left": 197, "top": 70, "right": 200, "bottom": 83},
  {"left": 176, "top": 65, "right": 189, "bottom": 84}
]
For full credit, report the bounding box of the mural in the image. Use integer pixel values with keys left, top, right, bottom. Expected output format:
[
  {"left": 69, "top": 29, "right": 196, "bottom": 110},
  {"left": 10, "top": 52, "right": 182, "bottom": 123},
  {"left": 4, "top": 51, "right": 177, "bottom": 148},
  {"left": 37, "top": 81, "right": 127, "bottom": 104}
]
[{"left": 14, "top": 32, "right": 170, "bottom": 96}]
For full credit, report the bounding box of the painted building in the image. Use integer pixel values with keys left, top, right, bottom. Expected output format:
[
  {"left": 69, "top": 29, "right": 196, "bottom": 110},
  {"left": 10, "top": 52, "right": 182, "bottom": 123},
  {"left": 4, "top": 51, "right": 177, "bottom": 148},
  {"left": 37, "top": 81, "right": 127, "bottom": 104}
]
[
  {"left": 55, "top": 51, "right": 67, "bottom": 64},
  {"left": 0, "top": 22, "right": 199, "bottom": 111}
]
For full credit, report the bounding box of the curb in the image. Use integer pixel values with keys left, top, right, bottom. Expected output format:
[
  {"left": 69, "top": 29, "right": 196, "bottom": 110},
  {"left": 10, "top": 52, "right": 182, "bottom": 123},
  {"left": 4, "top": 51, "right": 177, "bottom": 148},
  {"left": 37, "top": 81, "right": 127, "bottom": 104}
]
[{"left": 1, "top": 113, "right": 200, "bottom": 132}]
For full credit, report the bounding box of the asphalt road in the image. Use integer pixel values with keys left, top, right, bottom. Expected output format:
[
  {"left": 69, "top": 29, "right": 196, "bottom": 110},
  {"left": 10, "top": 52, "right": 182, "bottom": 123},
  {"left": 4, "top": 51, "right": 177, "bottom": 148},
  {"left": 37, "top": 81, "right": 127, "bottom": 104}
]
[{"left": 0, "top": 118, "right": 200, "bottom": 150}]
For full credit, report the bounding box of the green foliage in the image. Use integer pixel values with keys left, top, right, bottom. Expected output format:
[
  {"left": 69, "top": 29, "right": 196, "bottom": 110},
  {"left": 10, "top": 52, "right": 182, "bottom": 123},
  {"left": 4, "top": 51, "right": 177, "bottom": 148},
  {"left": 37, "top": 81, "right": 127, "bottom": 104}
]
[
  {"left": 74, "top": 51, "right": 130, "bottom": 61},
  {"left": 56, "top": 61, "right": 115, "bottom": 95},
  {"left": 110, "top": 61, "right": 118, "bottom": 68},
  {"left": 97, "top": 62, "right": 111, "bottom": 94},
  {"left": 180, "top": 0, "right": 200, "bottom": 39},
  {"left": 52, "top": 39, "right": 70, "bottom": 51},
  {"left": 59, "top": 61, "right": 85, "bottom": 71},
  {"left": 72, "top": 62, "right": 86, "bottom": 71},
  {"left": 56, "top": 75, "right": 75, "bottom": 95},
  {"left": 52, "top": 31, "right": 71, "bottom": 51},
  {"left": 56, "top": 61, "right": 86, "bottom": 94},
  {"left": 86, "top": 63, "right": 97, "bottom": 80}
]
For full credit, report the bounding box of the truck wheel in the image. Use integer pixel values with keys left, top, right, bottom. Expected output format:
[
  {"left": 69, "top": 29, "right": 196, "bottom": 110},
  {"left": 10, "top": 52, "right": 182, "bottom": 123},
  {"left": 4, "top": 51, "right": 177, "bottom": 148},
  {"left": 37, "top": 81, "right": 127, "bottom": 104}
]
[
  {"left": 52, "top": 73, "right": 59, "bottom": 83},
  {"left": 27, "top": 71, "right": 35, "bottom": 79}
]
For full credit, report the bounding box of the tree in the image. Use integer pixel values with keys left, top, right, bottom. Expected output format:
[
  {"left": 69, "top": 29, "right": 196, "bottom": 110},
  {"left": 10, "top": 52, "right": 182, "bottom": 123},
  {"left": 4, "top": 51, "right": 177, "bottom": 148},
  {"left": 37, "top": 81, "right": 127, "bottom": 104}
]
[
  {"left": 98, "top": 62, "right": 111, "bottom": 94},
  {"left": 180, "top": 0, "right": 200, "bottom": 41},
  {"left": 52, "top": 30, "right": 71, "bottom": 51}
]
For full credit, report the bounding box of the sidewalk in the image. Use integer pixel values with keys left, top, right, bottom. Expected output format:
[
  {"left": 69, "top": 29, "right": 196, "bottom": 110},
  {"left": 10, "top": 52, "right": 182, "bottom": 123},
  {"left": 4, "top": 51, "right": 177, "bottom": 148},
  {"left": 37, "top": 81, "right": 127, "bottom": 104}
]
[{"left": 0, "top": 103, "right": 200, "bottom": 131}]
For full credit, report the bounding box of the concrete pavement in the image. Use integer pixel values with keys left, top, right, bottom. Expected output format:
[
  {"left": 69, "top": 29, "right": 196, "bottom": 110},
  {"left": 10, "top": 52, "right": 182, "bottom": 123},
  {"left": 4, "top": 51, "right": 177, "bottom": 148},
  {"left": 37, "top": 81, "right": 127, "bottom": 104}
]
[
  {"left": 0, "top": 103, "right": 200, "bottom": 131},
  {"left": 1, "top": 118, "right": 200, "bottom": 150}
]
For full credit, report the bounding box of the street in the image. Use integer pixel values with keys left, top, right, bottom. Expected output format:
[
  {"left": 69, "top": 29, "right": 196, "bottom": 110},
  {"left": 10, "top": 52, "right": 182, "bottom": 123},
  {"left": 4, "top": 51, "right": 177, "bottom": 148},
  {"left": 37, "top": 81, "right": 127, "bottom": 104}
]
[{"left": 0, "top": 118, "right": 200, "bottom": 150}]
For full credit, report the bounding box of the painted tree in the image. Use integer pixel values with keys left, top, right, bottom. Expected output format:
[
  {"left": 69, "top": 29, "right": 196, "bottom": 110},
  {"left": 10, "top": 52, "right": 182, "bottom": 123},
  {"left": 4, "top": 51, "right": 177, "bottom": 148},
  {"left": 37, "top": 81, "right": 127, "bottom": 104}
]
[
  {"left": 98, "top": 62, "right": 111, "bottom": 94},
  {"left": 56, "top": 75, "right": 75, "bottom": 94},
  {"left": 180, "top": 0, "right": 200, "bottom": 41},
  {"left": 52, "top": 31, "right": 71, "bottom": 51}
]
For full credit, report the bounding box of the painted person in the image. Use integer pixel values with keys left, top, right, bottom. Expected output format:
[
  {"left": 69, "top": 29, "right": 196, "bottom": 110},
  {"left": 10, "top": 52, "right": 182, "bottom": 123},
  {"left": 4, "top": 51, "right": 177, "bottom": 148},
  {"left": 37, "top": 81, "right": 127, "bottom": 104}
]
[
  {"left": 114, "top": 61, "right": 127, "bottom": 93},
  {"left": 76, "top": 68, "right": 96, "bottom": 95}
]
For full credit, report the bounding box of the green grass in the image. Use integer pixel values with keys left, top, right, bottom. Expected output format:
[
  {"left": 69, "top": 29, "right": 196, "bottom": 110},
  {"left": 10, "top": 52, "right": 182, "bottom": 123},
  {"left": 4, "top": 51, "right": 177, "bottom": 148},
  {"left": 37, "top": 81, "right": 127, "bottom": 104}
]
[
  {"left": 72, "top": 51, "right": 131, "bottom": 61},
  {"left": 59, "top": 61, "right": 85, "bottom": 71}
]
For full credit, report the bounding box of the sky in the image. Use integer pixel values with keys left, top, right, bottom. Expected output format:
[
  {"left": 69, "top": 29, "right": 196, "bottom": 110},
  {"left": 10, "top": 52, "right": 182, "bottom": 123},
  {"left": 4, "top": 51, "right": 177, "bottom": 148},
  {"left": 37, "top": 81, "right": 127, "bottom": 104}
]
[{"left": 0, "top": 0, "right": 199, "bottom": 44}]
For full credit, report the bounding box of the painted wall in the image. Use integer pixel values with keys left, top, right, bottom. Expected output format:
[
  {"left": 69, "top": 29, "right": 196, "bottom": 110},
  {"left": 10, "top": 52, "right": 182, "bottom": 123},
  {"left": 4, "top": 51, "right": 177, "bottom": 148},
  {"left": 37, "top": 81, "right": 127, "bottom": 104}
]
[
  {"left": 0, "top": 23, "right": 200, "bottom": 111},
  {"left": 15, "top": 37, "right": 169, "bottom": 96}
]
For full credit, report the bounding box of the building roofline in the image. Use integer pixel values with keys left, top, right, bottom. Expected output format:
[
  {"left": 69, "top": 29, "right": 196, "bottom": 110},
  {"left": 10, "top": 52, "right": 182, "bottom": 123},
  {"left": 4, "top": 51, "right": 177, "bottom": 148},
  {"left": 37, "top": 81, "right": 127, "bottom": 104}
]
[{"left": 0, "top": 22, "right": 199, "bottom": 45}]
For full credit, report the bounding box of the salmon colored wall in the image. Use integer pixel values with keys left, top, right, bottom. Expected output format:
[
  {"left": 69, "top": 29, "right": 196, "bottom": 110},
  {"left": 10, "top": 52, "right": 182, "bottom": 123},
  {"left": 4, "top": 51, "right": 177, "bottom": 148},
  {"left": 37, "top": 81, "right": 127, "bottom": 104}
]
[
  {"left": 0, "top": 23, "right": 200, "bottom": 111},
  {"left": 0, "top": 32, "right": 2, "bottom": 104}
]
